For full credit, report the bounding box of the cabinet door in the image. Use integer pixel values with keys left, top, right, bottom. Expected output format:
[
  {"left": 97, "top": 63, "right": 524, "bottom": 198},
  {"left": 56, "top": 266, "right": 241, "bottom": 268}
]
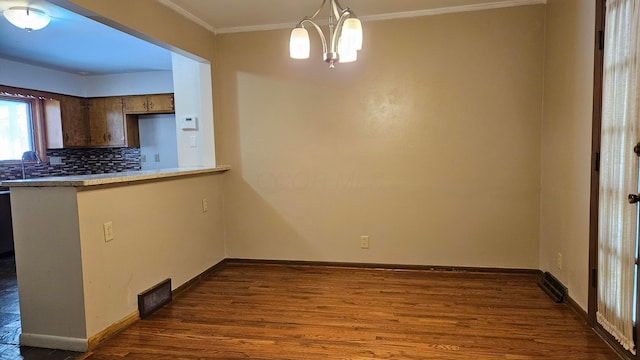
[
  {"left": 44, "top": 97, "right": 88, "bottom": 148},
  {"left": 104, "top": 97, "right": 125, "bottom": 146},
  {"left": 60, "top": 97, "right": 88, "bottom": 147},
  {"left": 147, "top": 94, "right": 174, "bottom": 113},
  {"left": 123, "top": 95, "right": 148, "bottom": 114},
  {"left": 44, "top": 99, "right": 64, "bottom": 149},
  {"left": 87, "top": 98, "right": 108, "bottom": 146}
]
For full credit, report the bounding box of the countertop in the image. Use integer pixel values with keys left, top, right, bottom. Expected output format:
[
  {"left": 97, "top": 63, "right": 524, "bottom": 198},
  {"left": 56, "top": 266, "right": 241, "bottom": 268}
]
[{"left": 0, "top": 165, "right": 230, "bottom": 188}]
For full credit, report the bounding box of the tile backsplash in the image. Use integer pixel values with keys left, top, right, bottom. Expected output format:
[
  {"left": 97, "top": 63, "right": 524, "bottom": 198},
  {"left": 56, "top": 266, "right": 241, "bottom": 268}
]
[{"left": 0, "top": 147, "right": 141, "bottom": 183}]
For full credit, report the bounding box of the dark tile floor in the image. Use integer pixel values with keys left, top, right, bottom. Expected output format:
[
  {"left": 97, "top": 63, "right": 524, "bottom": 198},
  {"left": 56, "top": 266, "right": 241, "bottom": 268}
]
[{"left": 0, "top": 254, "right": 81, "bottom": 360}]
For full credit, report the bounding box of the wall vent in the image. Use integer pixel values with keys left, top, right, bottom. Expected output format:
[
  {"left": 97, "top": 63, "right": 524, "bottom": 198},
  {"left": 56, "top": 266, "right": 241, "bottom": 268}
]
[
  {"left": 537, "top": 272, "right": 567, "bottom": 303},
  {"left": 138, "top": 278, "right": 172, "bottom": 318}
]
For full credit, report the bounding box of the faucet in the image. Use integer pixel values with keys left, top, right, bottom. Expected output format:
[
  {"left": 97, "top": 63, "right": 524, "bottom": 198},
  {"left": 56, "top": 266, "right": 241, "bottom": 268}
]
[{"left": 21, "top": 151, "right": 42, "bottom": 179}]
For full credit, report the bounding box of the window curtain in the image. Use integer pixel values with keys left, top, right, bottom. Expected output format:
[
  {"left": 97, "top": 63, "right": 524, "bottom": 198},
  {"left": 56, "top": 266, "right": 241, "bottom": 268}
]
[{"left": 597, "top": 0, "right": 640, "bottom": 354}]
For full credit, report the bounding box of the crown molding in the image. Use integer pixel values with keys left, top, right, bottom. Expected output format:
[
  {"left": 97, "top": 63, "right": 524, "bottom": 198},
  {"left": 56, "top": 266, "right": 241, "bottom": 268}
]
[
  {"left": 360, "top": 0, "right": 546, "bottom": 23},
  {"left": 158, "top": 0, "right": 217, "bottom": 34},
  {"left": 216, "top": 22, "right": 297, "bottom": 35},
  {"left": 162, "top": 0, "right": 547, "bottom": 35}
]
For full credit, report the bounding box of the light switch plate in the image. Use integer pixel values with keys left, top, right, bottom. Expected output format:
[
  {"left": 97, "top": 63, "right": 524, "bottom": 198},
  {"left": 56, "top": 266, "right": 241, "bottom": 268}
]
[
  {"left": 103, "top": 221, "right": 114, "bottom": 242},
  {"left": 360, "top": 236, "right": 369, "bottom": 249}
]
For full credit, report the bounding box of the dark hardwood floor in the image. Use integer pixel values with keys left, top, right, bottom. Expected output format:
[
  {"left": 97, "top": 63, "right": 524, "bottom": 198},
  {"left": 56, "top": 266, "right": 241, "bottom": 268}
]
[{"left": 81, "top": 262, "right": 620, "bottom": 359}]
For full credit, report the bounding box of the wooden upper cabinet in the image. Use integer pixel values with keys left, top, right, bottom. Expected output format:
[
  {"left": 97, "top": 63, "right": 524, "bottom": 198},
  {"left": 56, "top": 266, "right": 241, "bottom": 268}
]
[
  {"left": 105, "top": 97, "right": 126, "bottom": 146},
  {"left": 147, "top": 94, "right": 174, "bottom": 113},
  {"left": 123, "top": 93, "right": 174, "bottom": 114},
  {"left": 87, "top": 97, "right": 138, "bottom": 147},
  {"left": 44, "top": 96, "right": 89, "bottom": 148},
  {"left": 123, "top": 95, "right": 147, "bottom": 114},
  {"left": 88, "top": 97, "right": 109, "bottom": 146},
  {"left": 44, "top": 92, "right": 169, "bottom": 149}
]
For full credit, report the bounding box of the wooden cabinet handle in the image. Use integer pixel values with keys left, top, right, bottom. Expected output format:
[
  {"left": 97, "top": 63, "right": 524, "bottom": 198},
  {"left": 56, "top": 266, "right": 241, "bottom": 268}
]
[
  {"left": 103, "top": 134, "right": 107, "bottom": 141},
  {"left": 64, "top": 133, "right": 69, "bottom": 142}
]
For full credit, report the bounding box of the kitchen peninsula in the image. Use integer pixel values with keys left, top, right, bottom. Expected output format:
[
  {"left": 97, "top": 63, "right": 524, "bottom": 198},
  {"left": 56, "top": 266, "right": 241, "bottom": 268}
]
[{"left": 1, "top": 166, "right": 229, "bottom": 351}]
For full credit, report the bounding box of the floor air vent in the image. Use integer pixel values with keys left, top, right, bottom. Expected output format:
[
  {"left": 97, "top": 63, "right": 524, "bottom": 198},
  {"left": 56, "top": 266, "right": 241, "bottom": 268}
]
[
  {"left": 537, "top": 272, "right": 567, "bottom": 303},
  {"left": 138, "top": 278, "right": 172, "bottom": 318}
]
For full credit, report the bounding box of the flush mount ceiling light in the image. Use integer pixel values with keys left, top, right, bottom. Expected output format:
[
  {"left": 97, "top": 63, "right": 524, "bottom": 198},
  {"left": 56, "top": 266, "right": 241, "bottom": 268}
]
[
  {"left": 289, "top": 0, "right": 362, "bottom": 69},
  {"left": 3, "top": 6, "right": 51, "bottom": 32}
]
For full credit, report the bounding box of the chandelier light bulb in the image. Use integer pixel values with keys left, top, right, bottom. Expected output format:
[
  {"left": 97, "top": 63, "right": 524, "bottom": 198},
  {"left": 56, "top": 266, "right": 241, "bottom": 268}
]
[
  {"left": 3, "top": 7, "right": 51, "bottom": 32},
  {"left": 338, "top": 38, "right": 357, "bottom": 63},
  {"left": 290, "top": 27, "right": 311, "bottom": 59},
  {"left": 341, "top": 18, "right": 363, "bottom": 51}
]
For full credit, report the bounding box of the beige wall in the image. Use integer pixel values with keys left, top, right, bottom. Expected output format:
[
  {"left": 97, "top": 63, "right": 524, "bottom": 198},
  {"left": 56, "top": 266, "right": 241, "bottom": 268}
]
[
  {"left": 215, "top": 6, "right": 545, "bottom": 268},
  {"left": 539, "top": 0, "right": 595, "bottom": 310},
  {"left": 9, "top": 173, "right": 226, "bottom": 350},
  {"left": 61, "top": 0, "right": 597, "bottom": 306},
  {"left": 77, "top": 174, "right": 226, "bottom": 337}
]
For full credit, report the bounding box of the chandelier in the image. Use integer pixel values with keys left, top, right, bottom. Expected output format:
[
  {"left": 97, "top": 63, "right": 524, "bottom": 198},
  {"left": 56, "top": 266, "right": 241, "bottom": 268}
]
[{"left": 289, "top": 0, "right": 363, "bottom": 68}]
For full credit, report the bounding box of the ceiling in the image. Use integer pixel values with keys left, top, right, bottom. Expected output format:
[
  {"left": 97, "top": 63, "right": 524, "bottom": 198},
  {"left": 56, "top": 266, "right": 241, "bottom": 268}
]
[
  {"left": 0, "top": 0, "right": 173, "bottom": 75},
  {"left": 0, "top": 0, "right": 541, "bottom": 75}
]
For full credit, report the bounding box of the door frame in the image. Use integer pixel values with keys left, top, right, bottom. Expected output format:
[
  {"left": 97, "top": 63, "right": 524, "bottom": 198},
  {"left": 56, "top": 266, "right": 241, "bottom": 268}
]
[{"left": 588, "top": 1, "right": 639, "bottom": 359}]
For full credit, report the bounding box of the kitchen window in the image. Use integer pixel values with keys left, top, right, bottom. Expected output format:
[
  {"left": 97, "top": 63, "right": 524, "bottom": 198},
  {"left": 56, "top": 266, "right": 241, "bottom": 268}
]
[
  {"left": 0, "top": 98, "right": 34, "bottom": 161},
  {"left": 0, "top": 93, "right": 46, "bottom": 163}
]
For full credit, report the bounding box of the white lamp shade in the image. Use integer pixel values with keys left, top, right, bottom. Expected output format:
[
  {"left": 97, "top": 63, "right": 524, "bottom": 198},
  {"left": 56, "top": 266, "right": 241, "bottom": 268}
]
[
  {"left": 290, "top": 27, "right": 310, "bottom": 59},
  {"left": 4, "top": 7, "right": 50, "bottom": 31},
  {"left": 338, "top": 38, "right": 357, "bottom": 63},
  {"left": 341, "top": 18, "right": 362, "bottom": 51}
]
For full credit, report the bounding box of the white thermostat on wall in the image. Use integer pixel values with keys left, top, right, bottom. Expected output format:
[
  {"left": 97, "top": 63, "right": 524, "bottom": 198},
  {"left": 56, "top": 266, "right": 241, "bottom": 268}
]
[{"left": 181, "top": 116, "right": 198, "bottom": 130}]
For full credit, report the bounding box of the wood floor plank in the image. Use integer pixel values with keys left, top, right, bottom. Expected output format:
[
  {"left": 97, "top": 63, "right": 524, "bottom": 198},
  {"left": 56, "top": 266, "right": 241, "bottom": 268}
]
[{"left": 81, "top": 263, "right": 620, "bottom": 359}]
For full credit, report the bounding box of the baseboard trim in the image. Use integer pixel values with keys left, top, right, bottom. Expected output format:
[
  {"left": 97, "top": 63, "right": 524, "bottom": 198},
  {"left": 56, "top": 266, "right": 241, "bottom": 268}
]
[
  {"left": 225, "top": 258, "right": 542, "bottom": 275},
  {"left": 20, "top": 333, "right": 88, "bottom": 352},
  {"left": 87, "top": 311, "right": 139, "bottom": 351},
  {"left": 84, "top": 260, "right": 230, "bottom": 351},
  {"left": 172, "top": 258, "right": 230, "bottom": 299},
  {"left": 565, "top": 294, "right": 588, "bottom": 323}
]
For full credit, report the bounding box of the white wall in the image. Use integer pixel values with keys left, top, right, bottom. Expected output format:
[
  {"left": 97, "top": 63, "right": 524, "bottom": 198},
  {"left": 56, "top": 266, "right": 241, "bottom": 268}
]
[
  {"left": 172, "top": 53, "right": 216, "bottom": 168},
  {"left": 0, "top": 58, "right": 85, "bottom": 96},
  {"left": 139, "top": 114, "right": 179, "bottom": 170},
  {"left": 0, "top": 58, "right": 173, "bottom": 97},
  {"left": 84, "top": 71, "right": 173, "bottom": 97},
  {"left": 539, "top": 0, "right": 595, "bottom": 310},
  {"left": 10, "top": 187, "right": 87, "bottom": 351}
]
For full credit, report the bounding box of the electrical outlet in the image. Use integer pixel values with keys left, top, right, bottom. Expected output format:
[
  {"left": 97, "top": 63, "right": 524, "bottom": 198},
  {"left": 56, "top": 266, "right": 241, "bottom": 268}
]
[
  {"left": 360, "top": 235, "right": 369, "bottom": 249},
  {"left": 154, "top": 153, "right": 160, "bottom": 162},
  {"left": 49, "top": 156, "right": 63, "bottom": 165},
  {"left": 141, "top": 154, "right": 147, "bottom": 163},
  {"left": 103, "top": 221, "right": 114, "bottom": 242},
  {"left": 202, "top": 198, "right": 208, "bottom": 213},
  {"left": 557, "top": 252, "right": 562, "bottom": 270}
]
